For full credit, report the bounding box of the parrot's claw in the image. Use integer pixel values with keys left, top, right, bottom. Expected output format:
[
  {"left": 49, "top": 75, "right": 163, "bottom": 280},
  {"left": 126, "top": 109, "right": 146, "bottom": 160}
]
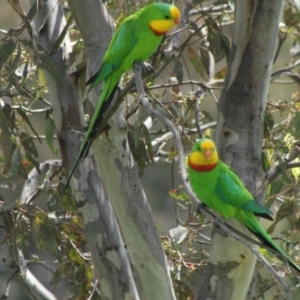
[
  {"left": 142, "top": 62, "right": 155, "bottom": 74},
  {"left": 196, "top": 203, "right": 206, "bottom": 214},
  {"left": 212, "top": 215, "right": 227, "bottom": 230}
]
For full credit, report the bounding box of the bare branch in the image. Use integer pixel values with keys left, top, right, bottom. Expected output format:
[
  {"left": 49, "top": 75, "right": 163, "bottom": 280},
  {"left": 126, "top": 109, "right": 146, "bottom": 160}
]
[
  {"left": 20, "top": 160, "right": 62, "bottom": 205},
  {"left": 11, "top": 105, "right": 52, "bottom": 114},
  {"left": 271, "top": 59, "right": 300, "bottom": 80},
  {"left": 146, "top": 80, "right": 222, "bottom": 91},
  {"left": 134, "top": 61, "right": 199, "bottom": 207},
  {"left": 265, "top": 144, "right": 300, "bottom": 183}
]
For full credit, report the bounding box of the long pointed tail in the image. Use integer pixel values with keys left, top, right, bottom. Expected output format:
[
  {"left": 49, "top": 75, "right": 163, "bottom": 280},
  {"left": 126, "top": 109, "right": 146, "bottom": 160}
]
[
  {"left": 64, "top": 77, "right": 119, "bottom": 190},
  {"left": 247, "top": 216, "right": 300, "bottom": 273}
]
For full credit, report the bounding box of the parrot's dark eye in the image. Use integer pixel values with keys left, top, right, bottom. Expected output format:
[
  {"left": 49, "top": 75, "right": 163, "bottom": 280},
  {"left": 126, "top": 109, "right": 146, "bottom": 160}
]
[{"left": 164, "top": 15, "right": 171, "bottom": 19}]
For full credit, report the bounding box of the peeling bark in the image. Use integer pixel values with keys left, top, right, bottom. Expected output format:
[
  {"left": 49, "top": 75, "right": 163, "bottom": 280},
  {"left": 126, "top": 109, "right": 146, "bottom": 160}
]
[{"left": 93, "top": 112, "right": 176, "bottom": 300}]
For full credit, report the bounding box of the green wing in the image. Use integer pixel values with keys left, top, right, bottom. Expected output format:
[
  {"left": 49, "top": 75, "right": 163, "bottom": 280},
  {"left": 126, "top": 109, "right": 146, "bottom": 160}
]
[
  {"left": 215, "top": 165, "right": 272, "bottom": 219},
  {"left": 87, "top": 61, "right": 119, "bottom": 90},
  {"left": 87, "top": 16, "right": 139, "bottom": 90},
  {"left": 104, "top": 16, "right": 139, "bottom": 63}
]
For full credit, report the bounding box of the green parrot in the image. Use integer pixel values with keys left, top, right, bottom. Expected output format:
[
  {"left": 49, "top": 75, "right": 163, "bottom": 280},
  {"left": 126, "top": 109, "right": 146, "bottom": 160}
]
[
  {"left": 65, "top": 3, "right": 180, "bottom": 189},
  {"left": 187, "top": 138, "right": 300, "bottom": 273}
]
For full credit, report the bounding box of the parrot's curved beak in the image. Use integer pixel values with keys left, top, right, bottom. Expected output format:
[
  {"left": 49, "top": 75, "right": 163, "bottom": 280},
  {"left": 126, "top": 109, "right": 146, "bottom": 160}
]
[
  {"left": 175, "top": 18, "right": 180, "bottom": 25},
  {"left": 171, "top": 6, "right": 181, "bottom": 25},
  {"left": 204, "top": 150, "right": 212, "bottom": 159}
]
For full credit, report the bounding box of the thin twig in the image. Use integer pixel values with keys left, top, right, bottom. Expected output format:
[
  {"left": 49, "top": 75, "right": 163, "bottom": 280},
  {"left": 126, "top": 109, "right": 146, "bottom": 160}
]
[
  {"left": 146, "top": 80, "right": 221, "bottom": 91},
  {"left": 195, "top": 98, "right": 203, "bottom": 139},
  {"left": 26, "top": 261, "right": 74, "bottom": 285},
  {"left": 2, "top": 269, "right": 19, "bottom": 299},
  {"left": 189, "top": 4, "right": 233, "bottom": 16},
  {"left": 11, "top": 105, "right": 52, "bottom": 114},
  {"left": 266, "top": 144, "right": 300, "bottom": 183},
  {"left": 271, "top": 59, "right": 300, "bottom": 79}
]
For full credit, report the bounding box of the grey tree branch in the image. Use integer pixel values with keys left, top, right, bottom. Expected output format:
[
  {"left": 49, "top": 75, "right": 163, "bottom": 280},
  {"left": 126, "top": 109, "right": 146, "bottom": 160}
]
[
  {"left": 271, "top": 59, "right": 300, "bottom": 79},
  {"left": 134, "top": 61, "right": 199, "bottom": 206},
  {"left": 20, "top": 160, "right": 62, "bottom": 204},
  {"left": 146, "top": 80, "right": 221, "bottom": 91},
  {"left": 11, "top": 105, "right": 51, "bottom": 114},
  {"left": 265, "top": 144, "right": 300, "bottom": 183}
]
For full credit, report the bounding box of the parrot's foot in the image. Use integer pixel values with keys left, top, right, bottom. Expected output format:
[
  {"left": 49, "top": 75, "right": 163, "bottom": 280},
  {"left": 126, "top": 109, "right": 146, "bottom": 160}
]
[
  {"left": 196, "top": 203, "right": 207, "bottom": 215},
  {"left": 142, "top": 62, "right": 155, "bottom": 74},
  {"left": 213, "top": 216, "right": 227, "bottom": 230}
]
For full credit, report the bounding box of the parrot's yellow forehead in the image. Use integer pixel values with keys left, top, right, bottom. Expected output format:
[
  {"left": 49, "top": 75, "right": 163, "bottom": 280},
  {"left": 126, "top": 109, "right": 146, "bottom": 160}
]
[
  {"left": 200, "top": 140, "right": 215, "bottom": 150},
  {"left": 170, "top": 6, "right": 180, "bottom": 20}
]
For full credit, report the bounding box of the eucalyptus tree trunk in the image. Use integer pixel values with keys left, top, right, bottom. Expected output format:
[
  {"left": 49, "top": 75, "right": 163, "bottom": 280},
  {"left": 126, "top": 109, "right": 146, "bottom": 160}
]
[
  {"left": 67, "top": 1, "right": 176, "bottom": 299},
  {"left": 31, "top": 0, "right": 139, "bottom": 299},
  {"left": 197, "top": 1, "right": 284, "bottom": 299}
]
